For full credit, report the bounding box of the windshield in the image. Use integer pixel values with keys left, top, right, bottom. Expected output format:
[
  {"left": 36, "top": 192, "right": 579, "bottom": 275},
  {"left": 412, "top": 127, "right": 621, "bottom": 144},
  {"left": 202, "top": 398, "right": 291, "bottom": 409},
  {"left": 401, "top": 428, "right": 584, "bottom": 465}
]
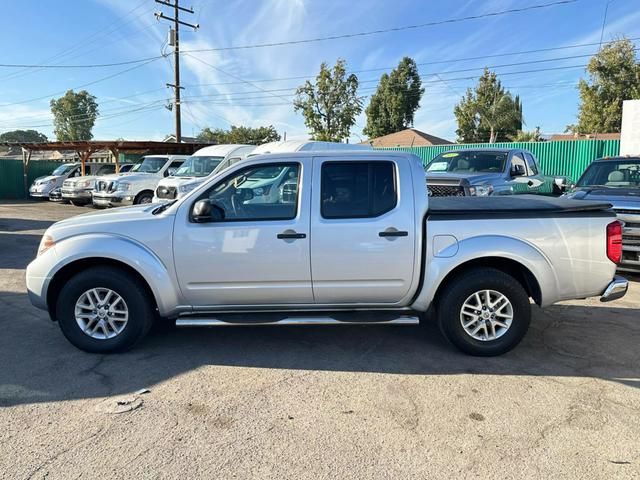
[
  {"left": 51, "top": 164, "right": 76, "bottom": 176},
  {"left": 425, "top": 151, "right": 507, "bottom": 173},
  {"left": 130, "top": 156, "right": 167, "bottom": 173},
  {"left": 96, "top": 164, "right": 115, "bottom": 175},
  {"left": 174, "top": 156, "right": 223, "bottom": 177},
  {"left": 577, "top": 160, "right": 640, "bottom": 188}
]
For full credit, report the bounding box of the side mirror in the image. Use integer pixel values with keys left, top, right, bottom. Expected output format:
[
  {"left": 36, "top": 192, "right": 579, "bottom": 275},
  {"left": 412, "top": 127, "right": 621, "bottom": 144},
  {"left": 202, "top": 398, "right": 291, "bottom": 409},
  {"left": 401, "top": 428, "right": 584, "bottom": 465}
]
[
  {"left": 167, "top": 167, "right": 178, "bottom": 176},
  {"left": 554, "top": 177, "right": 570, "bottom": 191},
  {"left": 192, "top": 199, "right": 225, "bottom": 223},
  {"left": 511, "top": 164, "right": 526, "bottom": 177}
]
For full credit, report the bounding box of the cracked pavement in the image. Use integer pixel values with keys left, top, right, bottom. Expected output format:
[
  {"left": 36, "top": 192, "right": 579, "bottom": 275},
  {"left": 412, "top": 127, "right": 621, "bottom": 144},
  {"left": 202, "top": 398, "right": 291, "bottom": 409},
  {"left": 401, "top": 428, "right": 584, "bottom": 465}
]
[{"left": 1, "top": 200, "right": 639, "bottom": 479}]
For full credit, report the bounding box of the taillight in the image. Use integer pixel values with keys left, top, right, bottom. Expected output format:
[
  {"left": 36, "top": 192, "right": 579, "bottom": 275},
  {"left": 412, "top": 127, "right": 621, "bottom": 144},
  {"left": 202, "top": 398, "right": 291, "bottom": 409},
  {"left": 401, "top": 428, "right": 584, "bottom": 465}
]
[{"left": 606, "top": 221, "right": 622, "bottom": 264}]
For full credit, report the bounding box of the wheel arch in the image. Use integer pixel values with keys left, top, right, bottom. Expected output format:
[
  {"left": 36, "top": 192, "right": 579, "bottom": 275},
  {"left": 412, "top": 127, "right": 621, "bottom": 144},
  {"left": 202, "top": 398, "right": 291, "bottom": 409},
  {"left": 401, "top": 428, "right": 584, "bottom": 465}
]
[
  {"left": 411, "top": 234, "right": 558, "bottom": 311},
  {"left": 47, "top": 258, "right": 157, "bottom": 322},
  {"left": 43, "top": 234, "right": 183, "bottom": 320},
  {"left": 431, "top": 257, "right": 542, "bottom": 308}
]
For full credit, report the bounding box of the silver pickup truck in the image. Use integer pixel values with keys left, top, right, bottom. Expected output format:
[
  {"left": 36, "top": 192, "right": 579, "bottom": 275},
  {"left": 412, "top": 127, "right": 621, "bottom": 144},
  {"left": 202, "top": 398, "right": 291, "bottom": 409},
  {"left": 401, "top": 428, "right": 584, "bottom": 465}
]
[{"left": 26, "top": 151, "right": 628, "bottom": 356}]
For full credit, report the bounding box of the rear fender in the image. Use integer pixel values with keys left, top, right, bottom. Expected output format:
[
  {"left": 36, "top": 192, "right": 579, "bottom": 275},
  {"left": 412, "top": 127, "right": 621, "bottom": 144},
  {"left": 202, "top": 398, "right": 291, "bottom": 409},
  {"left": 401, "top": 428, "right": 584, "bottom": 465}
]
[{"left": 412, "top": 235, "right": 559, "bottom": 310}]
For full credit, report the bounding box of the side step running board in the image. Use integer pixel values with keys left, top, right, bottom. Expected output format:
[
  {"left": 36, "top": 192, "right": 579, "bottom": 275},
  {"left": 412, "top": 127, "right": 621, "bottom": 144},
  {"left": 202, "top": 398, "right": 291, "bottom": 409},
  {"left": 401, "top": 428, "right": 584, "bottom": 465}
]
[{"left": 176, "top": 315, "right": 419, "bottom": 327}]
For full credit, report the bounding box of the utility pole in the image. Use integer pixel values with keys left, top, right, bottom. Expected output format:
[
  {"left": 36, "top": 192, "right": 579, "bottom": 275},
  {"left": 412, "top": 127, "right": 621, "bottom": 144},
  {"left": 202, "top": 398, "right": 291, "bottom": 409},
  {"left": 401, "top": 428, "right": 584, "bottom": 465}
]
[{"left": 154, "top": 0, "right": 199, "bottom": 143}]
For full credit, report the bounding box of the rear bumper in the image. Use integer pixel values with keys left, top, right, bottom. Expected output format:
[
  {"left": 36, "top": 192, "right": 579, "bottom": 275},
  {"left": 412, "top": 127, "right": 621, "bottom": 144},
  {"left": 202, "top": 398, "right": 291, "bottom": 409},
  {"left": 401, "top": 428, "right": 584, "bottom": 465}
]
[{"left": 600, "top": 276, "right": 628, "bottom": 302}]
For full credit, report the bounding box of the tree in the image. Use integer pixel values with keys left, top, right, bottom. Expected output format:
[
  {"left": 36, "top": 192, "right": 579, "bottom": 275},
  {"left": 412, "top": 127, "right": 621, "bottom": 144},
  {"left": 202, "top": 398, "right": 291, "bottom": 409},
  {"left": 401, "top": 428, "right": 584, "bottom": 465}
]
[
  {"left": 196, "top": 125, "right": 281, "bottom": 145},
  {"left": 363, "top": 57, "right": 424, "bottom": 138},
  {"left": 454, "top": 69, "right": 523, "bottom": 143},
  {"left": 293, "top": 59, "right": 363, "bottom": 142},
  {"left": 510, "top": 126, "right": 543, "bottom": 142},
  {"left": 50, "top": 90, "right": 99, "bottom": 141},
  {"left": 0, "top": 129, "right": 47, "bottom": 143},
  {"left": 570, "top": 38, "right": 640, "bottom": 134}
]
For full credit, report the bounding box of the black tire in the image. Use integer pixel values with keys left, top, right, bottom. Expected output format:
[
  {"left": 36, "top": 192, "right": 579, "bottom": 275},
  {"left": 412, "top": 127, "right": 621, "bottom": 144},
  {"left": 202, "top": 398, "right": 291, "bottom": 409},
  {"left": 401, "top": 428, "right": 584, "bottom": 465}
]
[
  {"left": 55, "top": 266, "right": 154, "bottom": 353},
  {"left": 437, "top": 267, "right": 531, "bottom": 356},
  {"left": 134, "top": 191, "right": 153, "bottom": 205},
  {"left": 70, "top": 200, "right": 88, "bottom": 207}
]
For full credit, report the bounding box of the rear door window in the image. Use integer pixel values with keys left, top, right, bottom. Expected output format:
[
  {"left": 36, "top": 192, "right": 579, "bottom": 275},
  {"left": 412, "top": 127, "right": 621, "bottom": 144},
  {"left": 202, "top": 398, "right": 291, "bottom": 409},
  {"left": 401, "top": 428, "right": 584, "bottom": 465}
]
[{"left": 321, "top": 161, "right": 397, "bottom": 219}]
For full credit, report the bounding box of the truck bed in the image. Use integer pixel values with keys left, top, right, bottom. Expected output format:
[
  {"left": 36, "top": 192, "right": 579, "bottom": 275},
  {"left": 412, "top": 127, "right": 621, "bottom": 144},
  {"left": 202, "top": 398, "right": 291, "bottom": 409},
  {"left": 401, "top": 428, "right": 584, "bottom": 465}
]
[{"left": 428, "top": 195, "right": 613, "bottom": 218}]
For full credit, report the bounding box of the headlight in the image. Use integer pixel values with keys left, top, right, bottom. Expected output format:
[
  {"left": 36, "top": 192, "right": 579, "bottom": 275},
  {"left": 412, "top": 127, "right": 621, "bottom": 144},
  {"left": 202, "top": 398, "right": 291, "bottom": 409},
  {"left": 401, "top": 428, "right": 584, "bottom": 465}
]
[
  {"left": 116, "top": 182, "right": 131, "bottom": 192},
  {"left": 179, "top": 182, "right": 201, "bottom": 194},
  {"left": 77, "top": 180, "right": 92, "bottom": 188},
  {"left": 37, "top": 234, "right": 55, "bottom": 256},
  {"left": 468, "top": 184, "right": 494, "bottom": 196}
]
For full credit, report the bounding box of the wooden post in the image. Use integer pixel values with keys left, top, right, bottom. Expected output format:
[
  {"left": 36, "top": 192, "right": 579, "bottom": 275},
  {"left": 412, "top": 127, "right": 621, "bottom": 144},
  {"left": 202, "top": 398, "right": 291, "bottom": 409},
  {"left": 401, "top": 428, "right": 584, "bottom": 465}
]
[
  {"left": 109, "top": 147, "right": 120, "bottom": 173},
  {"left": 21, "top": 147, "right": 32, "bottom": 199}
]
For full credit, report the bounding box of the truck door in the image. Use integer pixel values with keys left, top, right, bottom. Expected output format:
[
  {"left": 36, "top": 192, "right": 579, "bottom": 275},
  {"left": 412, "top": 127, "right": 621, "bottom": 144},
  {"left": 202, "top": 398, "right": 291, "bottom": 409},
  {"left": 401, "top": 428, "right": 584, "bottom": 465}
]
[
  {"left": 173, "top": 158, "right": 313, "bottom": 307},
  {"left": 310, "top": 157, "right": 416, "bottom": 304},
  {"left": 508, "top": 151, "right": 543, "bottom": 194}
]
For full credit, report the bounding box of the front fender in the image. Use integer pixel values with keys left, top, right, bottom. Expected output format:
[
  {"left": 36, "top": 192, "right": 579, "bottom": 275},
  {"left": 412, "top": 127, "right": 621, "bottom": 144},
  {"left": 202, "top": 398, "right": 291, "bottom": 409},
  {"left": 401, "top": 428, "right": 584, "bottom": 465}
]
[
  {"left": 35, "top": 233, "right": 182, "bottom": 317},
  {"left": 411, "top": 234, "right": 560, "bottom": 310}
]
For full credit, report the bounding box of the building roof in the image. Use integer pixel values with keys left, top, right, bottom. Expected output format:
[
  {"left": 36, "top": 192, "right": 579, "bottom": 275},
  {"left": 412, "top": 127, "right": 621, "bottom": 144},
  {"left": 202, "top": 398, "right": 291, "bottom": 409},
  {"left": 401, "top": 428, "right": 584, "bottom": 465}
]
[
  {"left": 363, "top": 128, "right": 453, "bottom": 148},
  {"left": 549, "top": 132, "right": 621, "bottom": 141}
]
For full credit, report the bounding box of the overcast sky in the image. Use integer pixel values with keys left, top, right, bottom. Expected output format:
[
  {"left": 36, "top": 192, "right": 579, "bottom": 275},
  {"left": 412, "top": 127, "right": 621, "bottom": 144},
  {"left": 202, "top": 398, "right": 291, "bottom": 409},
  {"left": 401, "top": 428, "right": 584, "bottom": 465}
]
[{"left": 0, "top": 0, "right": 638, "bottom": 142}]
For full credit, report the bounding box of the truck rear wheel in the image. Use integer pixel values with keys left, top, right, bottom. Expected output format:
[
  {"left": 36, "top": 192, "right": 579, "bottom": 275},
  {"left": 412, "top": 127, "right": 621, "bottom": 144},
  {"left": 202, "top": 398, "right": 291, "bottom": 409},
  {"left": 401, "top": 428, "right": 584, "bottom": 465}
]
[
  {"left": 437, "top": 267, "right": 531, "bottom": 356},
  {"left": 55, "top": 266, "right": 154, "bottom": 353}
]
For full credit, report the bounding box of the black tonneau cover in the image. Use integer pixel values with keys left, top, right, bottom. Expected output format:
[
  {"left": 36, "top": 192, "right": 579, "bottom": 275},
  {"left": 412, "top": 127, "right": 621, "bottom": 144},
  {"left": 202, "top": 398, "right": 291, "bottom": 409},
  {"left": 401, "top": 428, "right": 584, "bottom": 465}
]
[{"left": 429, "top": 195, "right": 613, "bottom": 218}]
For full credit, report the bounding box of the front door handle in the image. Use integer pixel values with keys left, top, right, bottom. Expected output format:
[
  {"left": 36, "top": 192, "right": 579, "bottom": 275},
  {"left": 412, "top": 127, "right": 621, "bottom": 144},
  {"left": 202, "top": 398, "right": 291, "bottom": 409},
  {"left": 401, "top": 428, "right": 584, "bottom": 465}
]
[
  {"left": 379, "top": 230, "right": 408, "bottom": 237},
  {"left": 277, "top": 231, "right": 306, "bottom": 239}
]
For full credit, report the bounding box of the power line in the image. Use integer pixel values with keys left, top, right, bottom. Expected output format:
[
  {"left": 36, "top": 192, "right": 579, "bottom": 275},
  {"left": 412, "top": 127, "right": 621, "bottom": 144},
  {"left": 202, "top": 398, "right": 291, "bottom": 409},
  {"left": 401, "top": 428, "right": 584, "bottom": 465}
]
[
  {"left": 181, "top": 0, "right": 578, "bottom": 53},
  {"left": 0, "top": 56, "right": 164, "bottom": 69},
  {"left": 0, "top": 58, "right": 161, "bottom": 108}
]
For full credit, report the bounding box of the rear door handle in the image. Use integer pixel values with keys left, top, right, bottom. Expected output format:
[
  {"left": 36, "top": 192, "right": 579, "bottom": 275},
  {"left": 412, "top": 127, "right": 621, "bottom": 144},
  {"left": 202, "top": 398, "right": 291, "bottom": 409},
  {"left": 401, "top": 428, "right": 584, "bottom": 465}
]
[
  {"left": 277, "top": 231, "right": 306, "bottom": 239},
  {"left": 379, "top": 230, "right": 408, "bottom": 237}
]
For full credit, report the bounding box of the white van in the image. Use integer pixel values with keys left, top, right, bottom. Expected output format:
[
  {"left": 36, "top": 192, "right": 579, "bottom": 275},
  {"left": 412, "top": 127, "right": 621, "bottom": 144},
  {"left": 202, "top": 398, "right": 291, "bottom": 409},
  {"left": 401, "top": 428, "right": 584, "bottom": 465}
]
[{"left": 153, "top": 144, "right": 254, "bottom": 202}]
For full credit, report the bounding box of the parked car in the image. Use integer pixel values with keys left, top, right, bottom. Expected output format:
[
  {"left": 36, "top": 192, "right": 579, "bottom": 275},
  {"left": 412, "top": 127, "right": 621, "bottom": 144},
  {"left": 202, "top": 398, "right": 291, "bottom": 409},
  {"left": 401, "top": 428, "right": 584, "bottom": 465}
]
[
  {"left": 424, "top": 149, "right": 566, "bottom": 197},
  {"left": 153, "top": 145, "right": 254, "bottom": 203},
  {"left": 564, "top": 156, "right": 640, "bottom": 274},
  {"left": 26, "top": 151, "right": 627, "bottom": 356},
  {"left": 92, "top": 155, "right": 188, "bottom": 208},
  {"left": 29, "top": 163, "right": 81, "bottom": 199},
  {"left": 61, "top": 164, "right": 132, "bottom": 206}
]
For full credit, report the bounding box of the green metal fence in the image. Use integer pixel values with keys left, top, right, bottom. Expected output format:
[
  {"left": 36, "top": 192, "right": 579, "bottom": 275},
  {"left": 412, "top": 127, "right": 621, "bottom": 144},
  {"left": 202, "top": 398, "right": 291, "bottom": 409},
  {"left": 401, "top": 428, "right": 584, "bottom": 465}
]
[
  {"left": 0, "top": 159, "right": 65, "bottom": 199},
  {"left": 378, "top": 139, "right": 620, "bottom": 181}
]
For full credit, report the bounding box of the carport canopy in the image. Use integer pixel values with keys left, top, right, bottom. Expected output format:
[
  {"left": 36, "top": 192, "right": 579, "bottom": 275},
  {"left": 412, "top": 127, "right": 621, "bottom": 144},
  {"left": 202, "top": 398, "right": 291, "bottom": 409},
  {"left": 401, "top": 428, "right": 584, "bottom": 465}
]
[{"left": 2, "top": 140, "right": 214, "bottom": 194}]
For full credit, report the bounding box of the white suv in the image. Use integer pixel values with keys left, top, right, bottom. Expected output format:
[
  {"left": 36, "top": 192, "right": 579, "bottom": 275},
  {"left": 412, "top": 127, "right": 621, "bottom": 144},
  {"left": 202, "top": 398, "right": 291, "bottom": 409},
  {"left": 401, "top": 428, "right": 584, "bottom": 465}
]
[
  {"left": 92, "top": 155, "right": 188, "bottom": 208},
  {"left": 153, "top": 145, "right": 254, "bottom": 203}
]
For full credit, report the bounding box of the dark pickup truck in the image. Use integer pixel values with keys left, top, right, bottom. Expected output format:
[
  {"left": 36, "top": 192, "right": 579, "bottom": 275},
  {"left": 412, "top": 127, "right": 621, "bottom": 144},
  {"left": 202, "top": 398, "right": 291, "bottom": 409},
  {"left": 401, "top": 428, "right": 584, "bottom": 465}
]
[{"left": 424, "top": 148, "right": 566, "bottom": 197}]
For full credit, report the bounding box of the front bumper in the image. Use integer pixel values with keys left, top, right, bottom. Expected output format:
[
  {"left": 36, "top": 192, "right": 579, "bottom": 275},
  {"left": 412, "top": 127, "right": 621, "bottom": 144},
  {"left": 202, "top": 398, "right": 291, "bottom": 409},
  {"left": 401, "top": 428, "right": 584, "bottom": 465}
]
[
  {"left": 61, "top": 189, "right": 92, "bottom": 201},
  {"left": 29, "top": 190, "right": 52, "bottom": 198},
  {"left": 600, "top": 276, "right": 629, "bottom": 302},
  {"left": 26, "top": 256, "right": 51, "bottom": 311},
  {"left": 92, "top": 192, "right": 135, "bottom": 208}
]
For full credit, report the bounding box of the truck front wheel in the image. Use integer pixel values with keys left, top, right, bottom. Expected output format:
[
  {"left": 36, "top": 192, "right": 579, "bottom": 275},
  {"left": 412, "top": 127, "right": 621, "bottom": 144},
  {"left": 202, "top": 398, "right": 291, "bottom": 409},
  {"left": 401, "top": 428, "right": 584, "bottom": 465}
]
[
  {"left": 437, "top": 267, "right": 531, "bottom": 356},
  {"left": 135, "top": 191, "right": 154, "bottom": 204},
  {"left": 55, "top": 266, "right": 154, "bottom": 353}
]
